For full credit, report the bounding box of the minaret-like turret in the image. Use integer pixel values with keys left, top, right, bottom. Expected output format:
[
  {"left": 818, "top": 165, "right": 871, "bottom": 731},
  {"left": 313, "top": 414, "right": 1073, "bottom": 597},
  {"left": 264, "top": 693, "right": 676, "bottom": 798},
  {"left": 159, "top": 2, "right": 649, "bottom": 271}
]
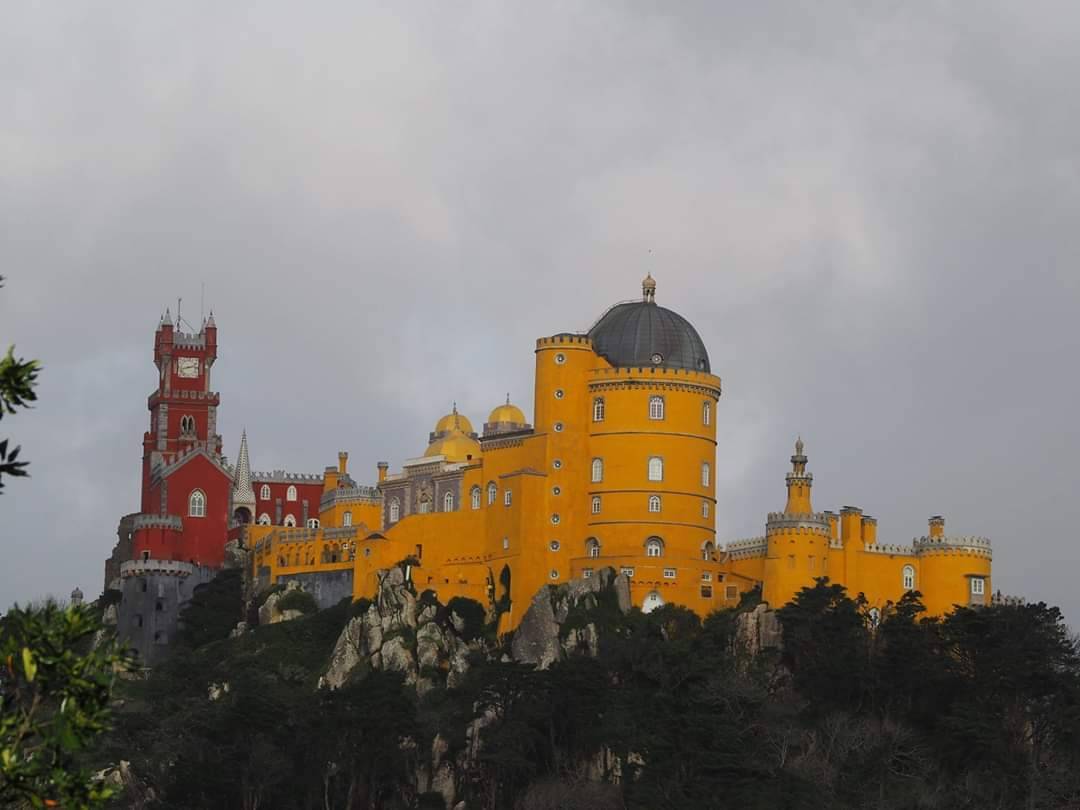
[
  {"left": 784, "top": 436, "right": 813, "bottom": 513},
  {"left": 231, "top": 430, "right": 256, "bottom": 524},
  {"left": 763, "top": 437, "right": 832, "bottom": 608}
]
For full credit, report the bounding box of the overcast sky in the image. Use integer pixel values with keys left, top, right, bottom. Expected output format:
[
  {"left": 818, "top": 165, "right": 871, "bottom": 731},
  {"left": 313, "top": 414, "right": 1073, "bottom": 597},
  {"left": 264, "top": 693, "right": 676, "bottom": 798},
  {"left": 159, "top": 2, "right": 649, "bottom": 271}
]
[{"left": 2, "top": 2, "right": 1078, "bottom": 622}]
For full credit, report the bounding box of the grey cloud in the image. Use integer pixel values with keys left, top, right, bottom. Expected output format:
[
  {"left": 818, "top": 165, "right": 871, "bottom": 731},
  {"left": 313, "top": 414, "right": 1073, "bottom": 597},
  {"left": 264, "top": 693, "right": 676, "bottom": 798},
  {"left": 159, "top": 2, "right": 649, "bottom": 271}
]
[{"left": 2, "top": 1, "right": 1077, "bottom": 621}]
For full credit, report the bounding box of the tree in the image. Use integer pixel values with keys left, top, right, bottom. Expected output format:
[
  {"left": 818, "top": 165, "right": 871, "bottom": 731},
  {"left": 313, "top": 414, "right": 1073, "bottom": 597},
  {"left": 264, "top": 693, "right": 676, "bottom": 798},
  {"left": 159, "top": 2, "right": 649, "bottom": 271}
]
[
  {"left": 0, "top": 602, "right": 132, "bottom": 808},
  {"left": 0, "top": 277, "right": 41, "bottom": 492}
]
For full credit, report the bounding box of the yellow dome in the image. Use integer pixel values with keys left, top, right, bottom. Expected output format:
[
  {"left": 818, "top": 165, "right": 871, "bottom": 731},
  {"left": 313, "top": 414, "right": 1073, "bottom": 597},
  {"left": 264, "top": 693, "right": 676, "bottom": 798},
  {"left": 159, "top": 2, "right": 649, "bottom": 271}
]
[
  {"left": 424, "top": 430, "right": 482, "bottom": 462},
  {"left": 488, "top": 400, "right": 526, "bottom": 426},
  {"left": 434, "top": 404, "right": 474, "bottom": 436}
]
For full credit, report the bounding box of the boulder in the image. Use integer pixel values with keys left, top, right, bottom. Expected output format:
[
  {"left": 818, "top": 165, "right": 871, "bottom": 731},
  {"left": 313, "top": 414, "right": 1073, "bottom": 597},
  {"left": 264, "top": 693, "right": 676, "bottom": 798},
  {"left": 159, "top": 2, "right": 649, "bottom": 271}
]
[
  {"left": 323, "top": 616, "right": 366, "bottom": 690},
  {"left": 734, "top": 603, "right": 783, "bottom": 656}
]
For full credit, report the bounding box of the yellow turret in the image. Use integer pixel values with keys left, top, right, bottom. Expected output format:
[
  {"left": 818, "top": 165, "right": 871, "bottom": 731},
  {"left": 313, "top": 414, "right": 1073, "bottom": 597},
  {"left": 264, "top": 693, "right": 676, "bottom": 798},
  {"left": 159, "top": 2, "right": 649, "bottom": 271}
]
[{"left": 785, "top": 436, "right": 813, "bottom": 513}]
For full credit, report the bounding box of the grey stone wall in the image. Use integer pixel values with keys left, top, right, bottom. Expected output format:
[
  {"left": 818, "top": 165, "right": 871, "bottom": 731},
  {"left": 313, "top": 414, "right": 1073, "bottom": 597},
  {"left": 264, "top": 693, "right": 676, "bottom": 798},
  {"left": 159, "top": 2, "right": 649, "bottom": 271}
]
[
  {"left": 116, "top": 566, "right": 216, "bottom": 667},
  {"left": 103, "top": 513, "right": 137, "bottom": 592},
  {"left": 277, "top": 569, "right": 354, "bottom": 610}
]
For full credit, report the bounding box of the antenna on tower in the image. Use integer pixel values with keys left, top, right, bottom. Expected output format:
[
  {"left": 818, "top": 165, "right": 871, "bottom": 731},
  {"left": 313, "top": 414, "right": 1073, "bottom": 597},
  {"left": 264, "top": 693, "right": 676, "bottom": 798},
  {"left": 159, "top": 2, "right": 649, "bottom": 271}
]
[{"left": 200, "top": 282, "right": 205, "bottom": 324}]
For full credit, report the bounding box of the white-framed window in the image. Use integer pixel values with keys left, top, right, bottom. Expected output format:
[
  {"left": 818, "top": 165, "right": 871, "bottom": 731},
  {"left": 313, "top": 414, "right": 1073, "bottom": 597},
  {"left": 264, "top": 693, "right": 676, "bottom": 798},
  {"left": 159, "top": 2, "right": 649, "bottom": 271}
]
[
  {"left": 389, "top": 499, "right": 400, "bottom": 522},
  {"left": 550, "top": 569, "right": 560, "bottom": 580},
  {"left": 188, "top": 489, "right": 206, "bottom": 518},
  {"left": 550, "top": 513, "right": 561, "bottom": 525},
  {"left": 283, "top": 514, "right": 297, "bottom": 528},
  {"left": 586, "top": 538, "right": 601, "bottom": 558},
  {"left": 701, "top": 572, "right": 713, "bottom": 582},
  {"left": 620, "top": 566, "right": 635, "bottom": 577},
  {"left": 257, "top": 513, "right": 271, "bottom": 525},
  {"left": 180, "top": 415, "right": 195, "bottom": 434},
  {"left": 648, "top": 457, "right": 664, "bottom": 482},
  {"left": 591, "top": 458, "right": 604, "bottom": 483},
  {"left": 286, "top": 485, "right": 298, "bottom": 502},
  {"left": 343, "top": 511, "right": 352, "bottom": 527},
  {"left": 902, "top": 565, "right": 916, "bottom": 591},
  {"left": 591, "top": 496, "right": 601, "bottom": 514},
  {"left": 702, "top": 541, "right": 715, "bottom": 561},
  {"left": 648, "top": 495, "right": 661, "bottom": 513},
  {"left": 702, "top": 500, "right": 710, "bottom": 518},
  {"left": 471, "top": 486, "right": 481, "bottom": 510},
  {"left": 554, "top": 422, "right": 564, "bottom": 432},
  {"left": 649, "top": 395, "right": 665, "bottom": 421},
  {"left": 418, "top": 498, "right": 431, "bottom": 514},
  {"left": 307, "top": 518, "right": 320, "bottom": 529},
  {"left": 593, "top": 397, "right": 605, "bottom": 422},
  {"left": 702, "top": 401, "right": 711, "bottom": 426},
  {"left": 552, "top": 459, "right": 562, "bottom": 470},
  {"left": 646, "top": 537, "right": 664, "bottom": 557},
  {"left": 444, "top": 491, "right": 455, "bottom": 512},
  {"left": 487, "top": 482, "right": 497, "bottom": 505},
  {"left": 701, "top": 462, "right": 711, "bottom": 487},
  {"left": 971, "top": 577, "right": 985, "bottom": 596},
  {"left": 549, "top": 540, "right": 561, "bottom": 551},
  {"left": 554, "top": 353, "right": 566, "bottom": 365},
  {"left": 554, "top": 389, "right": 564, "bottom": 399},
  {"left": 583, "top": 568, "right": 594, "bottom": 579},
  {"left": 502, "top": 537, "right": 510, "bottom": 550},
  {"left": 260, "top": 484, "right": 270, "bottom": 500},
  {"left": 504, "top": 489, "right": 512, "bottom": 507},
  {"left": 663, "top": 568, "right": 676, "bottom": 579}
]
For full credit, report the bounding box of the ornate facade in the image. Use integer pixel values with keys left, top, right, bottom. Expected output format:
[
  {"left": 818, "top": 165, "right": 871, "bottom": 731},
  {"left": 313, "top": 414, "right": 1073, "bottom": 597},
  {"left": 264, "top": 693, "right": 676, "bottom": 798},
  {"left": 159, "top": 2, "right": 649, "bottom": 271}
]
[{"left": 111, "top": 277, "right": 993, "bottom": 661}]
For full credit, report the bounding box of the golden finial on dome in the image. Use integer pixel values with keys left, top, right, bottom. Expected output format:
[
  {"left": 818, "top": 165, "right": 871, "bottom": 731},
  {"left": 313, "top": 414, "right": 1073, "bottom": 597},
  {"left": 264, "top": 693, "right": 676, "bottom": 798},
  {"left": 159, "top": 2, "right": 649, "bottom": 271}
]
[{"left": 642, "top": 273, "right": 656, "bottom": 303}]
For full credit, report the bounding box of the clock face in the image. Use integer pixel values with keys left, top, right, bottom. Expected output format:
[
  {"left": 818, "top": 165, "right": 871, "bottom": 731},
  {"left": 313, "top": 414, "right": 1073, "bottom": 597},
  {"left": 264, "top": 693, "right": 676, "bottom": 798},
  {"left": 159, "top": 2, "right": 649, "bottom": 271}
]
[{"left": 177, "top": 357, "right": 200, "bottom": 378}]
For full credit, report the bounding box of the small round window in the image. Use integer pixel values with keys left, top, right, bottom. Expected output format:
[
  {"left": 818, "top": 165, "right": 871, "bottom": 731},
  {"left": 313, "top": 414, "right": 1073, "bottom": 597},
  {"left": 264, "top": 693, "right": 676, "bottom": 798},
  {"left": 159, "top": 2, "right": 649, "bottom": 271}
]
[
  {"left": 554, "top": 353, "right": 566, "bottom": 365},
  {"left": 651, "top": 352, "right": 664, "bottom": 364},
  {"left": 551, "top": 513, "right": 561, "bottom": 525},
  {"left": 554, "top": 389, "right": 564, "bottom": 399},
  {"left": 550, "top": 569, "right": 560, "bottom": 579},
  {"left": 554, "top": 422, "right": 564, "bottom": 432},
  {"left": 552, "top": 459, "right": 563, "bottom": 470},
  {"left": 552, "top": 486, "right": 561, "bottom": 496},
  {"left": 549, "top": 540, "right": 560, "bottom": 551}
]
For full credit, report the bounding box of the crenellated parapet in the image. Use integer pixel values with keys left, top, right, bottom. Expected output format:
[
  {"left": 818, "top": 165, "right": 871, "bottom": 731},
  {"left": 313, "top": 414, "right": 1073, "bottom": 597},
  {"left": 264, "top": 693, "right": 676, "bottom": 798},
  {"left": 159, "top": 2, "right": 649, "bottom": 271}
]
[
  {"left": 535, "top": 334, "right": 593, "bottom": 350},
  {"left": 587, "top": 364, "right": 721, "bottom": 397},
  {"left": 120, "top": 558, "right": 197, "bottom": 578},
  {"left": 319, "top": 485, "right": 380, "bottom": 511},
  {"left": 725, "top": 536, "right": 767, "bottom": 559},
  {"left": 863, "top": 542, "right": 917, "bottom": 557},
  {"left": 172, "top": 331, "right": 209, "bottom": 349},
  {"left": 132, "top": 513, "right": 183, "bottom": 532},
  {"left": 765, "top": 511, "right": 831, "bottom": 537},
  {"left": 914, "top": 535, "right": 993, "bottom": 559},
  {"left": 251, "top": 469, "right": 324, "bottom": 484}
]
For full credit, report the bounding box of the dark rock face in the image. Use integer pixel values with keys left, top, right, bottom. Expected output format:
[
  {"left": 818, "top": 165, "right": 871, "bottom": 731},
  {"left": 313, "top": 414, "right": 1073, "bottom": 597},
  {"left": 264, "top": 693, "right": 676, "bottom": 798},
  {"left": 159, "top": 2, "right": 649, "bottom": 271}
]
[{"left": 511, "top": 568, "right": 631, "bottom": 669}]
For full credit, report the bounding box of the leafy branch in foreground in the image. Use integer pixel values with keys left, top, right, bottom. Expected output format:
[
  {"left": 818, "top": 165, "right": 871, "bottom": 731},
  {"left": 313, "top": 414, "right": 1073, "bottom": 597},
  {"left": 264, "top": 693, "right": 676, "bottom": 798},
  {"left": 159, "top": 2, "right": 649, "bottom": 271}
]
[
  {"left": 0, "top": 276, "right": 41, "bottom": 492},
  {"left": 0, "top": 602, "right": 134, "bottom": 808}
]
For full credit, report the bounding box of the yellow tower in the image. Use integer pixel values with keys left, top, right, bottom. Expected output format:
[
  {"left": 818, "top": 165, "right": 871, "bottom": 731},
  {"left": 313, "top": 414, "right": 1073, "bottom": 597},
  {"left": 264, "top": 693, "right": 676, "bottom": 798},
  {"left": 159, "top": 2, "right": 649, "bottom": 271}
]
[{"left": 762, "top": 439, "right": 833, "bottom": 608}]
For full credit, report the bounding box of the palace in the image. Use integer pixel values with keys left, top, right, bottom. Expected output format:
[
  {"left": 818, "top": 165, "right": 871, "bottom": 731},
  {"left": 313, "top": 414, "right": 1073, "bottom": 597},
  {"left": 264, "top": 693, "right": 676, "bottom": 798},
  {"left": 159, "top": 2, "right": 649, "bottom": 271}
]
[{"left": 107, "top": 277, "right": 992, "bottom": 662}]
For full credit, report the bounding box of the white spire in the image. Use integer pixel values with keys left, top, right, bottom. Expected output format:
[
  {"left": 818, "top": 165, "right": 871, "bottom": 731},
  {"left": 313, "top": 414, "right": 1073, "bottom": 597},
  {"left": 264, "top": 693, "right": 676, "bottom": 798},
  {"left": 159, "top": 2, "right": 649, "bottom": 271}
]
[{"left": 231, "top": 430, "right": 256, "bottom": 515}]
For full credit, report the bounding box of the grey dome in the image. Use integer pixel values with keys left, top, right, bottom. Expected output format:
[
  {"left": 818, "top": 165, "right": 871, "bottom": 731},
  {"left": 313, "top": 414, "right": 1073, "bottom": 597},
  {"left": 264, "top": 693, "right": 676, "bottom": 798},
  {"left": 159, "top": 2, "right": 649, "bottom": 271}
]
[{"left": 588, "top": 300, "right": 711, "bottom": 372}]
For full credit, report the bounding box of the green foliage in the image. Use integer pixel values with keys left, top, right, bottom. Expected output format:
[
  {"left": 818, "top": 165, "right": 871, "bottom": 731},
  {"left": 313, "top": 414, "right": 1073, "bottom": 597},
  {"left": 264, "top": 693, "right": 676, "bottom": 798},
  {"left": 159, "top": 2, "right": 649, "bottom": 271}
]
[
  {"left": 0, "top": 277, "right": 41, "bottom": 492},
  {"left": 276, "top": 588, "right": 317, "bottom": 615},
  {"left": 177, "top": 569, "right": 243, "bottom": 649},
  {"left": 0, "top": 603, "right": 132, "bottom": 808},
  {"left": 91, "top": 576, "right": 1080, "bottom": 810}
]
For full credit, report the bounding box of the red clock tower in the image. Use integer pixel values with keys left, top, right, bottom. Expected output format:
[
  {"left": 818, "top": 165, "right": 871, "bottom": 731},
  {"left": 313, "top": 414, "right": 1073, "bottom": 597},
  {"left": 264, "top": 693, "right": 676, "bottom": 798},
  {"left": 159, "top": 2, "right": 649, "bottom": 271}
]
[{"left": 132, "top": 310, "right": 233, "bottom": 567}]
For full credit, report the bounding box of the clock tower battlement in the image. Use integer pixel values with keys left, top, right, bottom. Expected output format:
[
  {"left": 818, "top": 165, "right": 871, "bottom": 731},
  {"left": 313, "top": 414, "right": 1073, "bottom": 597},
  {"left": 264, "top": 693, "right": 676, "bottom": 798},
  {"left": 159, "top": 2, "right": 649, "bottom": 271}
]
[{"left": 142, "top": 310, "right": 223, "bottom": 510}]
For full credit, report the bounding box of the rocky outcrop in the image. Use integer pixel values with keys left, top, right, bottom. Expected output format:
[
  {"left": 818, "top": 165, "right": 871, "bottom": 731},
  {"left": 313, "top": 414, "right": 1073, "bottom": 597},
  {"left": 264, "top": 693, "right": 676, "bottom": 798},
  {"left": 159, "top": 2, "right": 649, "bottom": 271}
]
[
  {"left": 258, "top": 580, "right": 307, "bottom": 625},
  {"left": 322, "top": 567, "right": 480, "bottom": 694},
  {"left": 511, "top": 568, "right": 630, "bottom": 669},
  {"left": 96, "top": 760, "right": 156, "bottom": 809},
  {"left": 734, "top": 603, "right": 783, "bottom": 656}
]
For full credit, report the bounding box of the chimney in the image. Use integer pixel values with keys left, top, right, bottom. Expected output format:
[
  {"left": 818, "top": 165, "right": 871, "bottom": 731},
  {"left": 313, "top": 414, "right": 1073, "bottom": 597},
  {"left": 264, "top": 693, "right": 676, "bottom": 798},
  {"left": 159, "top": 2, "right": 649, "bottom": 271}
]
[
  {"left": 377, "top": 461, "right": 389, "bottom": 482},
  {"left": 338, "top": 451, "right": 348, "bottom": 475},
  {"left": 929, "top": 515, "right": 944, "bottom": 539}
]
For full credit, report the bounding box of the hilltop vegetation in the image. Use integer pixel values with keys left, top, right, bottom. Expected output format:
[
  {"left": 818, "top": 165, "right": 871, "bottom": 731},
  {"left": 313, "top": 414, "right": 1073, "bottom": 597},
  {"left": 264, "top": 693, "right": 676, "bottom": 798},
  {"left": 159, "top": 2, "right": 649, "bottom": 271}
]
[{"left": 87, "top": 575, "right": 1080, "bottom": 810}]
